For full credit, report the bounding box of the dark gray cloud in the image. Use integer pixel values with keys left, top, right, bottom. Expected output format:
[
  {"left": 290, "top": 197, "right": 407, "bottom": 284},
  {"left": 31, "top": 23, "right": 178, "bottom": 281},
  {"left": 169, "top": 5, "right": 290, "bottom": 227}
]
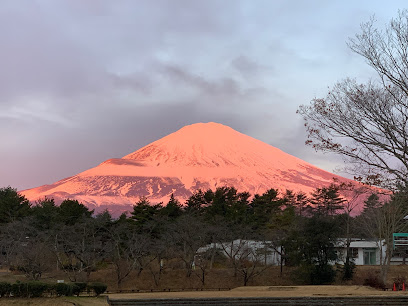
[
  {"left": 157, "top": 64, "right": 241, "bottom": 98},
  {"left": 231, "top": 56, "right": 273, "bottom": 78}
]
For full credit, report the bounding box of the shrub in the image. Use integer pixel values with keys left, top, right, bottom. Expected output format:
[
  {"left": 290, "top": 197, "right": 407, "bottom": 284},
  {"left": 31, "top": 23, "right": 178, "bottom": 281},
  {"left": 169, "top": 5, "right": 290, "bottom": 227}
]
[
  {"left": 294, "top": 263, "right": 336, "bottom": 285},
  {"left": 26, "top": 282, "right": 49, "bottom": 298},
  {"left": 0, "top": 281, "right": 107, "bottom": 298},
  {"left": 54, "top": 283, "right": 79, "bottom": 296},
  {"left": 363, "top": 273, "right": 386, "bottom": 290},
  {"left": 54, "top": 283, "right": 66, "bottom": 296},
  {"left": 335, "top": 262, "right": 356, "bottom": 282},
  {"left": 8, "top": 282, "right": 50, "bottom": 298},
  {"left": 341, "top": 261, "right": 355, "bottom": 281},
  {"left": 74, "top": 282, "right": 87, "bottom": 296},
  {"left": 87, "top": 282, "right": 107, "bottom": 296},
  {"left": 0, "top": 282, "right": 11, "bottom": 297},
  {"left": 310, "top": 264, "right": 336, "bottom": 285},
  {"left": 11, "top": 282, "right": 24, "bottom": 297}
]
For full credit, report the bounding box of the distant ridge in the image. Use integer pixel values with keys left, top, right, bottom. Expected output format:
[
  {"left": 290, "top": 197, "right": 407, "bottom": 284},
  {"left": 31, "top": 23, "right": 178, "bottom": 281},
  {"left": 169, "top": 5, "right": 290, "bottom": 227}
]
[{"left": 21, "top": 122, "right": 368, "bottom": 215}]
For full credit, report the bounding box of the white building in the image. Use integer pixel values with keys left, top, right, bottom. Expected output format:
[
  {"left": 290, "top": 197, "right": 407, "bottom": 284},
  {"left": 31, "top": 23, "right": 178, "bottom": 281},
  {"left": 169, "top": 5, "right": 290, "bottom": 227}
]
[
  {"left": 197, "top": 238, "right": 402, "bottom": 267},
  {"left": 334, "top": 239, "right": 385, "bottom": 265},
  {"left": 197, "top": 239, "right": 282, "bottom": 266}
]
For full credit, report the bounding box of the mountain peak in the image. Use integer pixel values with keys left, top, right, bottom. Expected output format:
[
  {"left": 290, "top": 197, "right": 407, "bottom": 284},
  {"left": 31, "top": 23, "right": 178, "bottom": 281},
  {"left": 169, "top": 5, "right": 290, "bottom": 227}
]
[
  {"left": 177, "top": 122, "right": 235, "bottom": 133},
  {"left": 123, "top": 122, "right": 241, "bottom": 160},
  {"left": 122, "top": 122, "right": 278, "bottom": 168}
]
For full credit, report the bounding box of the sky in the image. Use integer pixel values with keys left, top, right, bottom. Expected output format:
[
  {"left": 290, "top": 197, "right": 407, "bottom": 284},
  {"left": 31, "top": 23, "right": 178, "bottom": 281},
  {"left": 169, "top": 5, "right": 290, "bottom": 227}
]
[{"left": 1, "top": 0, "right": 406, "bottom": 191}]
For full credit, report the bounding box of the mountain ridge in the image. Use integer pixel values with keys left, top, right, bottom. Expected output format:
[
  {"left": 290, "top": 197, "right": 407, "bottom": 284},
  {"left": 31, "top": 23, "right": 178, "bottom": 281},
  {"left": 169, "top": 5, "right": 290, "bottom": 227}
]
[{"left": 21, "top": 122, "right": 368, "bottom": 215}]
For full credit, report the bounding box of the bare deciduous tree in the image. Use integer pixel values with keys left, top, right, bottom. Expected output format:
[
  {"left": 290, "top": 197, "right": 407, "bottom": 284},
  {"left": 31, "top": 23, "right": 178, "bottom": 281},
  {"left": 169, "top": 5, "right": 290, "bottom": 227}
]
[
  {"left": 360, "top": 191, "right": 408, "bottom": 283},
  {"left": 234, "top": 242, "right": 271, "bottom": 286},
  {"left": 107, "top": 223, "right": 142, "bottom": 289},
  {"left": 54, "top": 218, "right": 107, "bottom": 282},
  {"left": 192, "top": 248, "right": 218, "bottom": 286},
  {"left": 215, "top": 239, "right": 271, "bottom": 286},
  {"left": 298, "top": 11, "right": 408, "bottom": 188},
  {"left": 0, "top": 220, "right": 54, "bottom": 280},
  {"left": 335, "top": 181, "right": 371, "bottom": 280},
  {"left": 165, "top": 215, "right": 212, "bottom": 278}
]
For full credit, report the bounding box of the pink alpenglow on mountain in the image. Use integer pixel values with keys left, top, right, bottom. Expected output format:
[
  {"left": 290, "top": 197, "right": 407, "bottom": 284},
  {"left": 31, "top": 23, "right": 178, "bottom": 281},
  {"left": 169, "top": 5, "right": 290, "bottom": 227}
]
[{"left": 21, "top": 122, "right": 371, "bottom": 215}]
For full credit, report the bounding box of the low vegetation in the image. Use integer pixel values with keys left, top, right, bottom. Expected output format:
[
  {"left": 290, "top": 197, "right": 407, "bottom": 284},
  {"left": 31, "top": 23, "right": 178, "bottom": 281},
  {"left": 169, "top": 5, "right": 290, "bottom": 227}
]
[{"left": 0, "top": 280, "right": 106, "bottom": 298}]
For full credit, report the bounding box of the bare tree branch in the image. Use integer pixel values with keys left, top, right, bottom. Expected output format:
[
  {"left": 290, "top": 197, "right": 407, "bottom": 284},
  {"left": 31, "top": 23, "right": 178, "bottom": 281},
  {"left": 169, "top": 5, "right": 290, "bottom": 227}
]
[{"left": 299, "top": 11, "right": 408, "bottom": 188}]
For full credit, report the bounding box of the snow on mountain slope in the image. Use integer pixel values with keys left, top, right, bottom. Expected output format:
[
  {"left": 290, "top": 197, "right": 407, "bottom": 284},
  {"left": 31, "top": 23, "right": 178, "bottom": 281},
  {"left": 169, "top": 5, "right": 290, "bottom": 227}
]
[{"left": 21, "top": 122, "right": 368, "bottom": 215}]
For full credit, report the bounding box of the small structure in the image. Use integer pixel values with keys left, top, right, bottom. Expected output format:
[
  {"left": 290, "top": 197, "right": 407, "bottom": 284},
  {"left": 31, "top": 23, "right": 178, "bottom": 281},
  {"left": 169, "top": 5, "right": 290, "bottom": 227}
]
[
  {"left": 392, "top": 233, "right": 408, "bottom": 264},
  {"left": 334, "top": 239, "right": 384, "bottom": 265},
  {"left": 393, "top": 233, "right": 408, "bottom": 249}
]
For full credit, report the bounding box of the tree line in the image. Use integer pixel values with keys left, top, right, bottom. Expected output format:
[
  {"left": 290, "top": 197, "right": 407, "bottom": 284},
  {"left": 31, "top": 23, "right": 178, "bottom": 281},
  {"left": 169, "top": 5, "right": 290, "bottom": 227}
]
[{"left": 1, "top": 183, "right": 407, "bottom": 288}]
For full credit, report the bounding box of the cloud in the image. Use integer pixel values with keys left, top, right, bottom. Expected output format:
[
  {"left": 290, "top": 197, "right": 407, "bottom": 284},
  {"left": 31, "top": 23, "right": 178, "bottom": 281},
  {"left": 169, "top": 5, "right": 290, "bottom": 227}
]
[
  {"left": 231, "top": 56, "right": 273, "bottom": 78},
  {"left": 158, "top": 64, "right": 241, "bottom": 98},
  {"left": 1, "top": 0, "right": 404, "bottom": 190}
]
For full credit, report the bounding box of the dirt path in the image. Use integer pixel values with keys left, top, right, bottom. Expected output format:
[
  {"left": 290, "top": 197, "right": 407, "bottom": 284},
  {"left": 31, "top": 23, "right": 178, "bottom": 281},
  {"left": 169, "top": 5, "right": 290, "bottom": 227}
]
[{"left": 108, "top": 285, "right": 408, "bottom": 299}]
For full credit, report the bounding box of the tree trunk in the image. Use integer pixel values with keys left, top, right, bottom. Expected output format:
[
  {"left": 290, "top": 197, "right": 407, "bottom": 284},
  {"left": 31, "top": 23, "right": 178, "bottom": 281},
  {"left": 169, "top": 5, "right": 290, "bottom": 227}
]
[
  {"left": 280, "top": 246, "right": 284, "bottom": 277},
  {"left": 209, "top": 244, "right": 216, "bottom": 269}
]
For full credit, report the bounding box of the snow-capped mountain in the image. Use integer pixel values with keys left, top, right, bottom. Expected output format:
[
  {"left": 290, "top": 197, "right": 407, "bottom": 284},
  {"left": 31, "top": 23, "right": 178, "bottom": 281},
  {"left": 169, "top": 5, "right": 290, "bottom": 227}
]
[{"left": 21, "top": 122, "right": 367, "bottom": 215}]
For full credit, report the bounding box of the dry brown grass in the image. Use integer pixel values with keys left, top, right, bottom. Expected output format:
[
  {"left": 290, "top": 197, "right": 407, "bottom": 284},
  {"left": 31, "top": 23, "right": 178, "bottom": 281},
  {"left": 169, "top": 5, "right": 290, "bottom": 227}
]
[
  {"left": 1, "top": 264, "right": 408, "bottom": 294},
  {"left": 0, "top": 297, "right": 107, "bottom": 306},
  {"left": 97, "top": 265, "right": 408, "bottom": 291},
  {"left": 92, "top": 265, "right": 298, "bottom": 291}
]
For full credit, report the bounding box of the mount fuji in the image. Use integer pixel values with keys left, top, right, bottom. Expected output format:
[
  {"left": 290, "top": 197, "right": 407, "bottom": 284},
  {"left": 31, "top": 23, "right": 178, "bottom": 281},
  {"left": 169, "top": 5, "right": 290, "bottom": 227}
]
[{"left": 21, "top": 122, "right": 366, "bottom": 215}]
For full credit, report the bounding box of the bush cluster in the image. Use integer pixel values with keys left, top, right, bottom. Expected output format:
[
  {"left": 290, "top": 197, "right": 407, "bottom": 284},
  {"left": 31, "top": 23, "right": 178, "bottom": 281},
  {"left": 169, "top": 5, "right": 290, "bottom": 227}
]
[
  {"left": 0, "top": 281, "right": 107, "bottom": 298},
  {"left": 363, "top": 273, "right": 386, "bottom": 290},
  {"left": 87, "top": 282, "right": 108, "bottom": 296}
]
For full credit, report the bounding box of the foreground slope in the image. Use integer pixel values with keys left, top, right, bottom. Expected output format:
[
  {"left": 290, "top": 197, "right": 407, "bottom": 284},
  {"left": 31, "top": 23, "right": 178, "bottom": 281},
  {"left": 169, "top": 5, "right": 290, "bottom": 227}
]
[{"left": 22, "top": 122, "right": 365, "bottom": 214}]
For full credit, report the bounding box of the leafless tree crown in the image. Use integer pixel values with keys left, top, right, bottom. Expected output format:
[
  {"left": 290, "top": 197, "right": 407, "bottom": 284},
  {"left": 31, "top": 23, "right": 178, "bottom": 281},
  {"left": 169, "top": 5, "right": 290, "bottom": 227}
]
[{"left": 298, "top": 10, "right": 408, "bottom": 188}]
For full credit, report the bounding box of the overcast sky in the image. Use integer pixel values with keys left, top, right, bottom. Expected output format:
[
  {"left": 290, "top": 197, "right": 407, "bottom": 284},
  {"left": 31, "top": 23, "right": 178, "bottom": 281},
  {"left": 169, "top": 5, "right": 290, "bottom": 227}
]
[{"left": 1, "top": 0, "right": 406, "bottom": 190}]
